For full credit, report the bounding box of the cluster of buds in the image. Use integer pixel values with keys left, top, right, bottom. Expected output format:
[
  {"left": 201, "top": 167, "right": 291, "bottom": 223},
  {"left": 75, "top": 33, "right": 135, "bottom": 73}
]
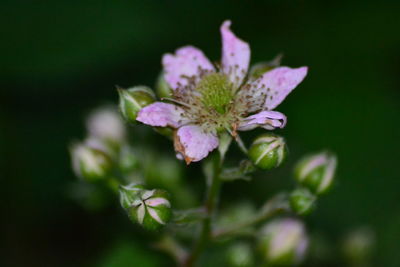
[
  {"left": 290, "top": 151, "right": 337, "bottom": 216},
  {"left": 258, "top": 218, "right": 308, "bottom": 265},
  {"left": 70, "top": 107, "right": 128, "bottom": 182},
  {"left": 248, "top": 133, "right": 287, "bottom": 170},
  {"left": 119, "top": 183, "right": 172, "bottom": 230}
]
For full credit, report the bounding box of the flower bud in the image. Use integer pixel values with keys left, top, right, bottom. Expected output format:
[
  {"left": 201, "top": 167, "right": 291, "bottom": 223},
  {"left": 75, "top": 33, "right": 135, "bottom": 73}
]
[
  {"left": 226, "top": 242, "right": 254, "bottom": 267},
  {"left": 70, "top": 143, "right": 113, "bottom": 182},
  {"left": 342, "top": 227, "right": 374, "bottom": 266},
  {"left": 249, "top": 54, "right": 282, "bottom": 80},
  {"left": 156, "top": 72, "right": 172, "bottom": 99},
  {"left": 294, "top": 151, "right": 337, "bottom": 195},
  {"left": 86, "top": 106, "right": 126, "bottom": 144},
  {"left": 119, "top": 183, "right": 172, "bottom": 230},
  {"left": 118, "top": 86, "right": 155, "bottom": 123},
  {"left": 119, "top": 183, "right": 146, "bottom": 209},
  {"left": 290, "top": 188, "right": 316, "bottom": 216},
  {"left": 248, "top": 133, "right": 287, "bottom": 170},
  {"left": 259, "top": 218, "right": 308, "bottom": 265}
]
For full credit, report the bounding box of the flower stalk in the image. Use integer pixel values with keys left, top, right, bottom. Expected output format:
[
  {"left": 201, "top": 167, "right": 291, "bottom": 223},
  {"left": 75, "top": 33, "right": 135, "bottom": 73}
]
[{"left": 185, "top": 154, "right": 223, "bottom": 267}]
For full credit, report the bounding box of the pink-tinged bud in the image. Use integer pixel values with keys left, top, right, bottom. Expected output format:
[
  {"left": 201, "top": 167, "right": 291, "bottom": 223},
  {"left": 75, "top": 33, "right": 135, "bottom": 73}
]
[
  {"left": 248, "top": 133, "right": 287, "bottom": 170},
  {"left": 86, "top": 106, "right": 126, "bottom": 144},
  {"left": 294, "top": 151, "right": 337, "bottom": 195},
  {"left": 119, "top": 183, "right": 172, "bottom": 231},
  {"left": 70, "top": 142, "right": 112, "bottom": 182},
  {"left": 290, "top": 188, "right": 316, "bottom": 216},
  {"left": 259, "top": 218, "right": 308, "bottom": 265}
]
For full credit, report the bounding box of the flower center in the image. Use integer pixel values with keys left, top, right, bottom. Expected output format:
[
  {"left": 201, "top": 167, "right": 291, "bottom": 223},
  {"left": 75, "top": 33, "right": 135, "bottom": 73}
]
[{"left": 196, "top": 73, "right": 234, "bottom": 114}]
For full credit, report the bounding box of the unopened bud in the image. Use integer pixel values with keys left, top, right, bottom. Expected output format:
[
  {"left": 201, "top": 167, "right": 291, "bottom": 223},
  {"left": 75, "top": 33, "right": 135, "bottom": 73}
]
[
  {"left": 248, "top": 133, "right": 287, "bottom": 170},
  {"left": 294, "top": 151, "right": 337, "bottom": 195},
  {"left": 70, "top": 143, "right": 113, "bottom": 182},
  {"left": 290, "top": 188, "right": 316, "bottom": 216},
  {"left": 156, "top": 72, "right": 172, "bottom": 99},
  {"left": 226, "top": 242, "right": 254, "bottom": 267},
  {"left": 119, "top": 183, "right": 146, "bottom": 209},
  {"left": 119, "top": 183, "right": 172, "bottom": 230},
  {"left": 342, "top": 227, "right": 374, "bottom": 266},
  {"left": 86, "top": 106, "right": 126, "bottom": 144},
  {"left": 118, "top": 86, "right": 155, "bottom": 123},
  {"left": 259, "top": 218, "right": 308, "bottom": 265}
]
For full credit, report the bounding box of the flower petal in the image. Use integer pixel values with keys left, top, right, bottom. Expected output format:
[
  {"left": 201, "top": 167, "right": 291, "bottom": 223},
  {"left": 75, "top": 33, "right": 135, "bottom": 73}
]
[
  {"left": 221, "top": 20, "right": 250, "bottom": 88},
  {"left": 136, "top": 102, "right": 190, "bottom": 128},
  {"left": 146, "top": 197, "right": 171, "bottom": 208},
  {"left": 147, "top": 207, "right": 165, "bottom": 224},
  {"left": 238, "top": 110, "right": 287, "bottom": 131},
  {"left": 162, "top": 46, "right": 215, "bottom": 90},
  {"left": 137, "top": 204, "right": 145, "bottom": 224},
  {"left": 255, "top": 66, "right": 308, "bottom": 110},
  {"left": 175, "top": 125, "right": 219, "bottom": 164}
]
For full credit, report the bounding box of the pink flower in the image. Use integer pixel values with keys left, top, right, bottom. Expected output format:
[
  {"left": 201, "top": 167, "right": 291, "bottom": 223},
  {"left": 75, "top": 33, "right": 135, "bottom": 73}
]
[{"left": 137, "top": 20, "right": 308, "bottom": 164}]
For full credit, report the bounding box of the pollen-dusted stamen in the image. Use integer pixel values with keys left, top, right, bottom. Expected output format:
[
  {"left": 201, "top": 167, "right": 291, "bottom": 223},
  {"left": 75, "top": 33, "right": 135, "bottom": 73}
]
[{"left": 196, "top": 73, "right": 234, "bottom": 114}]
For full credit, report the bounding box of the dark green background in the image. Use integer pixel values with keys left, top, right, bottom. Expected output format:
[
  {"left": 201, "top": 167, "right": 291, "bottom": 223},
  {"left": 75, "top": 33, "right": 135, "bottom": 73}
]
[{"left": 2, "top": 1, "right": 400, "bottom": 266}]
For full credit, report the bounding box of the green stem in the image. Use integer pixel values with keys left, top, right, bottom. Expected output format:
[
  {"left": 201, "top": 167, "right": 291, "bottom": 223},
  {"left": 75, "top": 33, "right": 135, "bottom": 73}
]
[
  {"left": 184, "top": 156, "right": 222, "bottom": 267},
  {"left": 212, "top": 194, "right": 289, "bottom": 239}
]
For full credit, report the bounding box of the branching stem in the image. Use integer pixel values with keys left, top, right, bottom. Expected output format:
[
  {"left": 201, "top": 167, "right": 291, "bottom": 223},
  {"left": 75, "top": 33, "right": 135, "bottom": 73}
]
[{"left": 213, "top": 194, "right": 289, "bottom": 239}]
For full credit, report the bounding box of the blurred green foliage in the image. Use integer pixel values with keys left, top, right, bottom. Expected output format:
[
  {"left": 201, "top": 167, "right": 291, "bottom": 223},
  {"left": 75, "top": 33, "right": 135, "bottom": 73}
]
[{"left": 1, "top": 0, "right": 400, "bottom": 266}]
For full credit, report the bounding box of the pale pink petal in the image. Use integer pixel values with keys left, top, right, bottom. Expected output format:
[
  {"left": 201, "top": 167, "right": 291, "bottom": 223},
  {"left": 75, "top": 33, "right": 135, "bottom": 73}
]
[
  {"left": 238, "top": 110, "right": 287, "bottom": 131},
  {"left": 221, "top": 20, "right": 250, "bottom": 88},
  {"left": 255, "top": 66, "right": 308, "bottom": 110},
  {"left": 147, "top": 207, "right": 165, "bottom": 224},
  {"left": 175, "top": 125, "right": 219, "bottom": 163},
  {"left": 146, "top": 198, "right": 171, "bottom": 208},
  {"left": 136, "top": 102, "right": 190, "bottom": 128},
  {"left": 162, "top": 46, "right": 215, "bottom": 90}
]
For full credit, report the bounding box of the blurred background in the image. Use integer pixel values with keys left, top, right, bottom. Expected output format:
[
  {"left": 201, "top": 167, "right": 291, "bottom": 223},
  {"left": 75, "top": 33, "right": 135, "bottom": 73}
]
[{"left": 1, "top": 1, "right": 400, "bottom": 266}]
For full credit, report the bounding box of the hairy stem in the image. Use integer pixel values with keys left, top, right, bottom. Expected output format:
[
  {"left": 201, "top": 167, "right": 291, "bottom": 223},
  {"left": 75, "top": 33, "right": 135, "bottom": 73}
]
[{"left": 184, "top": 156, "right": 222, "bottom": 267}]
